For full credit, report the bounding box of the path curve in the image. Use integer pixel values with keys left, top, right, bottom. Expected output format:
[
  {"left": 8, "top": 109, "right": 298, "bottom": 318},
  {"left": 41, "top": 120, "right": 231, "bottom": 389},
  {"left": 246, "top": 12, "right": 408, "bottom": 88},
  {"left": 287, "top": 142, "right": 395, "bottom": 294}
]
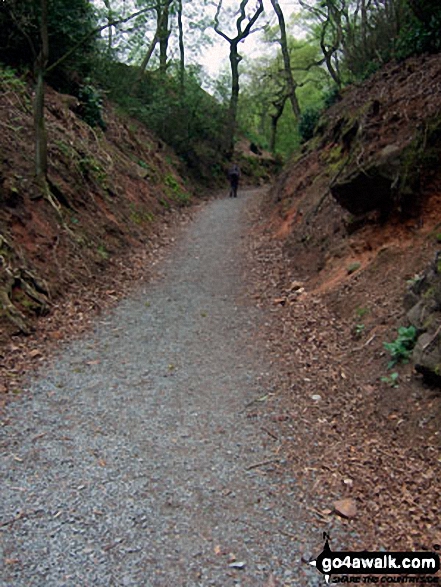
[{"left": 1, "top": 190, "right": 320, "bottom": 586}]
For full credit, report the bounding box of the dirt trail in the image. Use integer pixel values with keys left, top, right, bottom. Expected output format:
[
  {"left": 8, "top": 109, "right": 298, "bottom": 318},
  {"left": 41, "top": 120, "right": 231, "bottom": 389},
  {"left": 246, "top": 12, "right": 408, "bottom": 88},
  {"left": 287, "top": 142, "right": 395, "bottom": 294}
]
[{"left": 1, "top": 189, "right": 322, "bottom": 587}]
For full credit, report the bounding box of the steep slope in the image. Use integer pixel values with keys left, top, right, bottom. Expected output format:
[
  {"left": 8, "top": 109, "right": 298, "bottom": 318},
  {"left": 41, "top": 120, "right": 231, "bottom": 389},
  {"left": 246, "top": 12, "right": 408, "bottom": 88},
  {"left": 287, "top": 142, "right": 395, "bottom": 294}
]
[
  {"left": 247, "top": 53, "right": 441, "bottom": 554},
  {"left": 0, "top": 68, "right": 192, "bottom": 347},
  {"left": 266, "top": 54, "right": 441, "bottom": 282},
  {"left": 265, "top": 53, "right": 441, "bottom": 374}
]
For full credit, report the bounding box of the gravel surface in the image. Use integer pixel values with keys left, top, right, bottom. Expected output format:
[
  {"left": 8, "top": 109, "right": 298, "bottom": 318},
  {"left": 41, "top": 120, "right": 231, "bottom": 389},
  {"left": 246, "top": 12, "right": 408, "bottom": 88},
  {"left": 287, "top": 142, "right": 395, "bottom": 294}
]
[{"left": 1, "top": 189, "right": 322, "bottom": 587}]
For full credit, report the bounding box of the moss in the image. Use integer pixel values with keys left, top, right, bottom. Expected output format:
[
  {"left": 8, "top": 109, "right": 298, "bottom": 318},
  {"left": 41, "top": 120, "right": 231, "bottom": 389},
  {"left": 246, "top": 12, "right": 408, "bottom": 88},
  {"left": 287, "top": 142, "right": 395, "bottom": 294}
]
[
  {"left": 423, "top": 286, "right": 436, "bottom": 300},
  {"left": 423, "top": 316, "right": 434, "bottom": 330},
  {"left": 399, "top": 116, "right": 441, "bottom": 200}
]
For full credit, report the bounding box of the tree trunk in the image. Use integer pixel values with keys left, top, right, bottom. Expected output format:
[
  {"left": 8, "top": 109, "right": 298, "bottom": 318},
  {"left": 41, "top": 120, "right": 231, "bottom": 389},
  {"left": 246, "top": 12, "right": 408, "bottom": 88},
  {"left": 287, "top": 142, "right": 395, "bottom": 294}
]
[
  {"left": 134, "top": 31, "right": 161, "bottom": 93},
  {"left": 214, "top": 0, "right": 264, "bottom": 158},
  {"left": 270, "top": 0, "right": 301, "bottom": 119},
  {"left": 34, "top": 69, "right": 48, "bottom": 184},
  {"left": 158, "top": 0, "right": 171, "bottom": 75},
  {"left": 320, "top": 21, "right": 342, "bottom": 88},
  {"left": 134, "top": 3, "right": 170, "bottom": 94},
  {"left": 177, "top": 0, "right": 185, "bottom": 92},
  {"left": 34, "top": 0, "right": 49, "bottom": 185},
  {"left": 228, "top": 41, "right": 241, "bottom": 157},
  {"left": 270, "top": 95, "right": 287, "bottom": 153},
  {"left": 103, "top": 0, "right": 113, "bottom": 52}
]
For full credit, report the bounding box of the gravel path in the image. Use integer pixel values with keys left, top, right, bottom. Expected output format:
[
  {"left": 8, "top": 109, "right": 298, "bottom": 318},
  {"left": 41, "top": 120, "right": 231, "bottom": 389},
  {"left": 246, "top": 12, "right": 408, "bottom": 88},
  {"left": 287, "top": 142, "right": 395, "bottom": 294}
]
[{"left": 1, "top": 190, "right": 321, "bottom": 587}]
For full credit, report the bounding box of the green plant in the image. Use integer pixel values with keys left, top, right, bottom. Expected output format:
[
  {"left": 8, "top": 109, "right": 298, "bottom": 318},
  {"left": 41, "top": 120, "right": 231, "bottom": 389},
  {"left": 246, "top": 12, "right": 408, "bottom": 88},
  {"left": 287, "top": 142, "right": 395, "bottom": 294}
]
[
  {"left": 355, "top": 307, "right": 369, "bottom": 319},
  {"left": 323, "top": 85, "right": 340, "bottom": 108},
  {"left": 383, "top": 326, "right": 418, "bottom": 368},
  {"left": 0, "top": 66, "right": 27, "bottom": 92},
  {"left": 164, "top": 173, "right": 191, "bottom": 205},
  {"left": 381, "top": 372, "right": 399, "bottom": 388},
  {"left": 353, "top": 323, "right": 365, "bottom": 338},
  {"left": 78, "top": 83, "right": 106, "bottom": 130},
  {"left": 406, "top": 273, "right": 423, "bottom": 287},
  {"left": 129, "top": 204, "right": 155, "bottom": 225},
  {"left": 97, "top": 244, "right": 109, "bottom": 260},
  {"left": 298, "top": 108, "right": 321, "bottom": 142}
]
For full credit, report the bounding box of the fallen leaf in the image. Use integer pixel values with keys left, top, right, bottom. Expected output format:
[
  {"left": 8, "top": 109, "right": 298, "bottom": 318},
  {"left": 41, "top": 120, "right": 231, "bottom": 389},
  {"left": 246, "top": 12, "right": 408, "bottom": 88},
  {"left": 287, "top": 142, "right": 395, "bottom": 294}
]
[
  {"left": 334, "top": 498, "right": 357, "bottom": 519},
  {"left": 49, "top": 331, "right": 63, "bottom": 340},
  {"left": 29, "top": 349, "right": 43, "bottom": 359},
  {"left": 288, "top": 281, "right": 304, "bottom": 291},
  {"left": 273, "top": 297, "right": 287, "bottom": 306}
]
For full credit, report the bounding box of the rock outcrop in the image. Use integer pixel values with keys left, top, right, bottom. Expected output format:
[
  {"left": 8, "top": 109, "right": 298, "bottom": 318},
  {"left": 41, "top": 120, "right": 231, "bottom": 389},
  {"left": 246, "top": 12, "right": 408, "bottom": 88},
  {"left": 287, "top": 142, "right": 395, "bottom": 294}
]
[{"left": 406, "top": 252, "right": 441, "bottom": 385}]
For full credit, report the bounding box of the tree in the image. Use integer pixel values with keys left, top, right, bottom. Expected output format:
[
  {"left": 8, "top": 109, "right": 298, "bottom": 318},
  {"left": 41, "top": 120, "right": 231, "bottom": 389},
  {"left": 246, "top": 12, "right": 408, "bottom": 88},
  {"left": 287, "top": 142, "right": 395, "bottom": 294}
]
[
  {"left": 34, "top": 0, "right": 49, "bottom": 186},
  {"left": 177, "top": 0, "right": 185, "bottom": 91},
  {"left": 238, "top": 34, "right": 331, "bottom": 155},
  {"left": 1, "top": 0, "right": 156, "bottom": 187},
  {"left": 134, "top": 1, "right": 173, "bottom": 92},
  {"left": 298, "top": 0, "right": 344, "bottom": 87},
  {"left": 157, "top": 0, "right": 172, "bottom": 75},
  {"left": 269, "top": 0, "right": 300, "bottom": 119},
  {"left": 214, "top": 0, "right": 264, "bottom": 157}
]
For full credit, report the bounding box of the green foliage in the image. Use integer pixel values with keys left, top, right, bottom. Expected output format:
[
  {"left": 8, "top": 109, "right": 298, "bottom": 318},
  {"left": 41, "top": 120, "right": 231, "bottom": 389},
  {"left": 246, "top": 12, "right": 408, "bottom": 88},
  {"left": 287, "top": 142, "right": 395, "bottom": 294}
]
[
  {"left": 239, "top": 36, "right": 331, "bottom": 156},
  {"left": 355, "top": 307, "right": 370, "bottom": 319},
  {"left": 0, "top": 65, "right": 27, "bottom": 92},
  {"left": 97, "top": 244, "right": 109, "bottom": 260},
  {"left": 0, "top": 0, "right": 98, "bottom": 87},
  {"left": 383, "top": 326, "right": 418, "bottom": 369},
  {"left": 298, "top": 108, "right": 321, "bottom": 143},
  {"left": 93, "top": 60, "right": 228, "bottom": 183},
  {"left": 395, "top": 0, "right": 441, "bottom": 58},
  {"left": 164, "top": 173, "right": 191, "bottom": 205},
  {"left": 381, "top": 372, "right": 400, "bottom": 388},
  {"left": 129, "top": 204, "right": 154, "bottom": 225},
  {"left": 323, "top": 85, "right": 340, "bottom": 109},
  {"left": 77, "top": 83, "right": 106, "bottom": 130},
  {"left": 353, "top": 323, "right": 365, "bottom": 338}
]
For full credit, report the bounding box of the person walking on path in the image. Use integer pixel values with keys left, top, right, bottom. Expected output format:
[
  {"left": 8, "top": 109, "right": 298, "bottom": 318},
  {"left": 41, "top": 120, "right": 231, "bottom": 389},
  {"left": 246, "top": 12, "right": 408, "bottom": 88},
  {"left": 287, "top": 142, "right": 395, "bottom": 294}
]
[{"left": 227, "top": 163, "right": 240, "bottom": 198}]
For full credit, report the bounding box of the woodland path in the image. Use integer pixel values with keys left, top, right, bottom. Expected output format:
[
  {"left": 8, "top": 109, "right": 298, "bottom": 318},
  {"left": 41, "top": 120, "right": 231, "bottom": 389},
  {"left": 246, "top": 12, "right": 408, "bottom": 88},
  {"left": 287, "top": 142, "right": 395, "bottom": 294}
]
[{"left": 1, "top": 189, "right": 321, "bottom": 587}]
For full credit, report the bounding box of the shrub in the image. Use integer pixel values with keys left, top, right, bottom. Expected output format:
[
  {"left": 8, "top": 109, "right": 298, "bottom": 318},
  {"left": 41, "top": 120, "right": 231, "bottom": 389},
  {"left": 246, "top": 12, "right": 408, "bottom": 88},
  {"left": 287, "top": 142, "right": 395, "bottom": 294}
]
[
  {"left": 383, "top": 325, "right": 418, "bottom": 369},
  {"left": 298, "top": 108, "right": 321, "bottom": 143},
  {"left": 77, "top": 83, "right": 106, "bottom": 130}
]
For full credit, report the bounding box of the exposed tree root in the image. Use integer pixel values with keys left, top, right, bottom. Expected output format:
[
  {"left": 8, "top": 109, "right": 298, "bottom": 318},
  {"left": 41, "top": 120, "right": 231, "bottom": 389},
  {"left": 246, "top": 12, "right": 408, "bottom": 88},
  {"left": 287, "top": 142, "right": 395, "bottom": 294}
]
[{"left": 0, "top": 236, "right": 50, "bottom": 335}]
